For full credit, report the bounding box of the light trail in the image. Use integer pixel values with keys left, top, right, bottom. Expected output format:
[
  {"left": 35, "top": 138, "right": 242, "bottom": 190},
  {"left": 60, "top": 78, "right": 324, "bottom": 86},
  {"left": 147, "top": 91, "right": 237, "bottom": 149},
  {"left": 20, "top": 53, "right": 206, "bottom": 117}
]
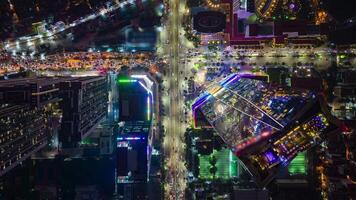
[{"left": 3, "top": 0, "right": 139, "bottom": 52}]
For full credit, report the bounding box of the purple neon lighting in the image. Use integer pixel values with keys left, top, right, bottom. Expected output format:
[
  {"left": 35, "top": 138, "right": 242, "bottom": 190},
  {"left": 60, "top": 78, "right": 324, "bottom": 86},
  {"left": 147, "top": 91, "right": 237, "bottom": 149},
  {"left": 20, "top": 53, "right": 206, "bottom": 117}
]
[
  {"left": 192, "top": 94, "right": 211, "bottom": 111},
  {"left": 192, "top": 93, "right": 211, "bottom": 127},
  {"left": 147, "top": 95, "right": 150, "bottom": 120},
  {"left": 264, "top": 150, "right": 278, "bottom": 164},
  {"left": 221, "top": 74, "right": 239, "bottom": 88},
  {"left": 117, "top": 137, "right": 142, "bottom": 141},
  {"left": 220, "top": 74, "right": 236, "bottom": 86},
  {"left": 221, "top": 74, "right": 239, "bottom": 87}
]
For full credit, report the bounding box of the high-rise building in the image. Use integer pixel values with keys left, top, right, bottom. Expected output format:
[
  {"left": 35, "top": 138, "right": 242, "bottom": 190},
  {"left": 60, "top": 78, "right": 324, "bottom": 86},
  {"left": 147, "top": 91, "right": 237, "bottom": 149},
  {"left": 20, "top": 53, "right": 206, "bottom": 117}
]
[
  {"left": 0, "top": 104, "right": 54, "bottom": 176},
  {"left": 31, "top": 153, "right": 116, "bottom": 199},
  {"left": 116, "top": 74, "right": 156, "bottom": 199},
  {"left": 192, "top": 74, "right": 341, "bottom": 186},
  {"left": 116, "top": 121, "right": 152, "bottom": 200},
  {"left": 0, "top": 77, "right": 64, "bottom": 176},
  {"left": 116, "top": 74, "right": 155, "bottom": 180},
  {"left": 59, "top": 76, "right": 108, "bottom": 148},
  {"left": 118, "top": 76, "right": 153, "bottom": 122},
  {"left": 0, "top": 77, "right": 67, "bottom": 107}
]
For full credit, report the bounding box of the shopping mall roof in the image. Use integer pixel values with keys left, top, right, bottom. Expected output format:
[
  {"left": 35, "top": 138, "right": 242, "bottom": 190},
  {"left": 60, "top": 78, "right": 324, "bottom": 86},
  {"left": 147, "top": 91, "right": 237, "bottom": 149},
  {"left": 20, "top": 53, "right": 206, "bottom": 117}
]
[{"left": 192, "top": 73, "right": 316, "bottom": 153}]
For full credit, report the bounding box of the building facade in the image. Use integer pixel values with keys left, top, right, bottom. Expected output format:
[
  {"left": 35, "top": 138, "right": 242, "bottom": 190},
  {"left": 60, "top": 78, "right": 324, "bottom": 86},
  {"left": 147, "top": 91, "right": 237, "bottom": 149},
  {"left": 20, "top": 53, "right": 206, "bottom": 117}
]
[
  {"left": 59, "top": 76, "right": 108, "bottom": 148},
  {"left": 0, "top": 77, "right": 63, "bottom": 176}
]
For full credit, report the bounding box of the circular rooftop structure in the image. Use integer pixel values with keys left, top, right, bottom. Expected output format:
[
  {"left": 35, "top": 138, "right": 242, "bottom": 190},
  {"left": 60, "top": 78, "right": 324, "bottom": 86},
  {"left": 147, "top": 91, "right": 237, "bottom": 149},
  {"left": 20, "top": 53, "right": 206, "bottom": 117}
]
[{"left": 193, "top": 11, "right": 226, "bottom": 33}]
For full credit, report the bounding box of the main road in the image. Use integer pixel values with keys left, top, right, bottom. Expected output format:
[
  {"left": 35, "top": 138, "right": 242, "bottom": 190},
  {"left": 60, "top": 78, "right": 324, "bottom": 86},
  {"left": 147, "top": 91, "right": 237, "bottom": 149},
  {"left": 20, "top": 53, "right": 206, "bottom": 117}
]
[{"left": 162, "top": 0, "right": 187, "bottom": 199}]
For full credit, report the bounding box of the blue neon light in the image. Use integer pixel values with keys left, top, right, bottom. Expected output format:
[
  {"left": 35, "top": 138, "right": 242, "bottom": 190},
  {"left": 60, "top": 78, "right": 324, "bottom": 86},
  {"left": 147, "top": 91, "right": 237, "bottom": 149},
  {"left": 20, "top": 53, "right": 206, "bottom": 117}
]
[
  {"left": 221, "top": 74, "right": 239, "bottom": 88},
  {"left": 192, "top": 93, "right": 211, "bottom": 109}
]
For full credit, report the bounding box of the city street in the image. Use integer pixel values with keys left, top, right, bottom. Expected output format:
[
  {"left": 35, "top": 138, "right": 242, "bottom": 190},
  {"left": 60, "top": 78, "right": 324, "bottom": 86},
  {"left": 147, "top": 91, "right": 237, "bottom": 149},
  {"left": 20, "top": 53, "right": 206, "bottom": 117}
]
[
  {"left": 161, "top": 0, "right": 188, "bottom": 199},
  {"left": 0, "top": 0, "right": 355, "bottom": 199}
]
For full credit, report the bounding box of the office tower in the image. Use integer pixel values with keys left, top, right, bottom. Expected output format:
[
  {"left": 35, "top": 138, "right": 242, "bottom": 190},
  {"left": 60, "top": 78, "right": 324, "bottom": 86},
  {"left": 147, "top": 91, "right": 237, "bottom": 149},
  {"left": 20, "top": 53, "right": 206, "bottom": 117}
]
[
  {"left": 59, "top": 76, "right": 108, "bottom": 148},
  {"left": 0, "top": 77, "right": 66, "bottom": 106},
  {"left": 116, "top": 75, "right": 155, "bottom": 199},
  {"left": 0, "top": 78, "right": 63, "bottom": 176}
]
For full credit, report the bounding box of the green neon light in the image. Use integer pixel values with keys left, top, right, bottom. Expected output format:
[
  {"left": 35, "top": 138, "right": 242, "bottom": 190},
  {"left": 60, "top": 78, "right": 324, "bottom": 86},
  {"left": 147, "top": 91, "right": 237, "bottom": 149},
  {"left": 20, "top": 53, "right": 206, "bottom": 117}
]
[
  {"left": 229, "top": 150, "right": 231, "bottom": 176},
  {"left": 198, "top": 149, "right": 238, "bottom": 180},
  {"left": 288, "top": 152, "right": 307, "bottom": 175},
  {"left": 118, "top": 79, "right": 137, "bottom": 83}
]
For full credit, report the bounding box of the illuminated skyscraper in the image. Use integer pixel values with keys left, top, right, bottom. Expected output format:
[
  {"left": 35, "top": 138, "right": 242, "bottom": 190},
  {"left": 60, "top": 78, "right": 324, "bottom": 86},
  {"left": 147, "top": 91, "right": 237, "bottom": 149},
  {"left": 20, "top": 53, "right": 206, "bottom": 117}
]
[
  {"left": 192, "top": 73, "right": 341, "bottom": 186},
  {"left": 59, "top": 76, "right": 108, "bottom": 148},
  {"left": 118, "top": 75, "right": 153, "bottom": 122},
  {"left": 0, "top": 77, "right": 63, "bottom": 176},
  {"left": 116, "top": 74, "right": 155, "bottom": 199}
]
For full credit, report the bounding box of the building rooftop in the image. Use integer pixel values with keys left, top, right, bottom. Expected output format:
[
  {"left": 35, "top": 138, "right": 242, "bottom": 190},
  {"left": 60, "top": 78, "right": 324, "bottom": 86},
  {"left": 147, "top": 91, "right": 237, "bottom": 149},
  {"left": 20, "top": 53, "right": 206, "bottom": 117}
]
[
  {"left": 288, "top": 152, "right": 307, "bottom": 175},
  {"left": 193, "top": 74, "right": 315, "bottom": 153},
  {"left": 198, "top": 148, "right": 239, "bottom": 180},
  {"left": 193, "top": 74, "right": 341, "bottom": 186}
]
